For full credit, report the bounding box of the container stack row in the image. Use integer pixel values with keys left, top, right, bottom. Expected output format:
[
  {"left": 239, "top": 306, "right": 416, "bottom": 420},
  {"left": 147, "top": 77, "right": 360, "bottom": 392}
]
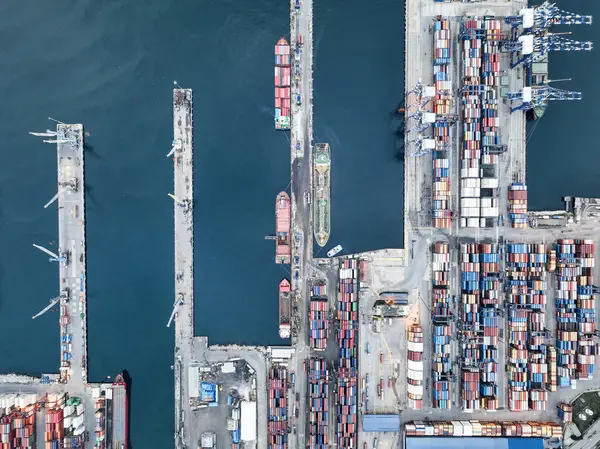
[
  {"left": 274, "top": 41, "right": 291, "bottom": 130},
  {"left": 460, "top": 243, "right": 481, "bottom": 411},
  {"left": 337, "top": 259, "right": 358, "bottom": 449},
  {"left": 555, "top": 239, "right": 597, "bottom": 385},
  {"left": 558, "top": 403, "right": 573, "bottom": 423},
  {"left": 478, "top": 243, "right": 500, "bottom": 411},
  {"left": 404, "top": 421, "right": 562, "bottom": 438},
  {"left": 308, "top": 358, "right": 328, "bottom": 449},
  {"left": 459, "top": 18, "right": 502, "bottom": 228},
  {"left": 432, "top": 19, "right": 452, "bottom": 229},
  {"left": 505, "top": 243, "right": 549, "bottom": 411},
  {"left": 93, "top": 397, "right": 106, "bottom": 449},
  {"left": 63, "top": 396, "right": 85, "bottom": 446},
  {"left": 431, "top": 242, "right": 453, "bottom": 409},
  {"left": 268, "top": 367, "right": 288, "bottom": 449},
  {"left": 0, "top": 394, "right": 37, "bottom": 449},
  {"left": 508, "top": 183, "right": 528, "bottom": 228},
  {"left": 575, "top": 239, "right": 596, "bottom": 381},
  {"left": 407, "top": 325, "right": 424, "bottom": 410},
  {"left": 309, "top": 291, "right": 328, "bottom": 351}
]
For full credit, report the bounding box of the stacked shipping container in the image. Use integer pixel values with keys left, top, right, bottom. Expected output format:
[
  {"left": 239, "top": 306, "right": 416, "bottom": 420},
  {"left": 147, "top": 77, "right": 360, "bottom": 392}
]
[
  {"left": 505, "top": 243, "right": 549, "bottom": 411},
  {"left": 459, "top": 18, "right": 502, "bottom": 228},
  {"left": 274, "top": 39, "right": 291, "bottom": 131},
  {"left": 431, "top": 243, "right": 453, "bottom": 409},
  {"left": 508, "top": 183, "right": 528, "bottom": 228},
  {"left": 555, "top": 239, "right": 597, "bottom": 385},
  {"left": 407, "top": 325, "right": 424, "bottom": 410},
  {"left": 310, "top": 282, "right": 329, "bottom": 351},
  {"left": 337, "top": 259, "right": 358, "bottom": 449},
  {"left": 267, "top": 367, "right": 288, "bottom": 449},
  {"left": 432, "top": 19, "right": 452, "bottom": 228},
  {"left": 94, "top": 397, "right": 106, "bottom": 449},
  {"left": 478, "top": 243, "right": 500, "bottom": 411},
  {"left": 0, "top": 396, "right": 36, "bottom": 449},
  {"left": 558, "top": 403, "right": 573, "bottom": 423},
  {"left": 404, "top": 421, "right": 562, "bottom": 438},
  {"left": 460, "top": 243, "right": 481, "bottom": 411},
  {"left": 308, "top": 358, "right": 328, "bottom": 449}
]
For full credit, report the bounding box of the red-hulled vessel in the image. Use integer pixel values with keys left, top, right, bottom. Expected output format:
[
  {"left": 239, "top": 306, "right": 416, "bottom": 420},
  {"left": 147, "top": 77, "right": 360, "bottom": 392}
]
[
  {"left": 274, "top": 38, "right": 291, "bottom": 130},
  {"left": 279, "top": 278, "right": 291, "bottom": 339},
  {"left": 275, "top": 191, "right": 291, "bottom": 264}
]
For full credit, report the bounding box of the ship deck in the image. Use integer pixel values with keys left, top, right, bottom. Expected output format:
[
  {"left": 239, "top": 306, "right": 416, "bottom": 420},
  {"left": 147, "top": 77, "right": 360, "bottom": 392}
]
[{"left": 112, "top": 384, "right": 127, "bottom": 448}]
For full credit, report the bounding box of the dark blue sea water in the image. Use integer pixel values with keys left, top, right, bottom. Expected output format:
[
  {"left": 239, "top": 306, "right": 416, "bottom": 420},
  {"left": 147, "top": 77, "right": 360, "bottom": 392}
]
[{"left": 0, "top": 0, "right": 594, "bottom": 447}]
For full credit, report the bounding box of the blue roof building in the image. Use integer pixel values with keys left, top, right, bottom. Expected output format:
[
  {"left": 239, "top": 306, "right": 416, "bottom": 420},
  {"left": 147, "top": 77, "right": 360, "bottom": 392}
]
[{"left": 406, "top": 437, "right": 544, "bottom": 449}]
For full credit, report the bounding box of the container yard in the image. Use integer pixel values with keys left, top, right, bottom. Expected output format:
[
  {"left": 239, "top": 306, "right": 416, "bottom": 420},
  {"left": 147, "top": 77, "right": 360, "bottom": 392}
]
[
  {"left": 310, "top": 282, "right": 329, "bottom": 351},
  {"left": 267, "top": 367, "right": 288, "bottom": 449},
  {"left": 404, "top": 420, "right": 562, "bottom": 438},
  {"left": 407, "top": 324, "right": 424, "bottom": 410},
  {"left": 431, "top": 242, "right": 453, "bottom": 410},
  {"left": 337, "top": 259, "right": 358, "bottom": 449},
  {"left": 308, "top": 358, "right": 328, "bottom": 449},
  {"left": 431, "top": 18, "right": 453, "bottom": 229}
]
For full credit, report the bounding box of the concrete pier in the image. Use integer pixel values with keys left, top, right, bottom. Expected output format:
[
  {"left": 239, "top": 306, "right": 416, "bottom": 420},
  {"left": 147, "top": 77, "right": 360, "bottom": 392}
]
[
  {"left": 172, "top": 88, "right": 194, "bottom": 449},
  {"left": 55, "top": 124, "right": 89, "bottom": 387}
]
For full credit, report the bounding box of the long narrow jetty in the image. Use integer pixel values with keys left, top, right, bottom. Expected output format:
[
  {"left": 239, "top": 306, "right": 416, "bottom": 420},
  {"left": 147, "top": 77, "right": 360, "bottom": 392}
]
[
  {"left": 55, "top": 124, "right": 89, "bottom": 387},
  {"left": 172, "top": 88, "right": 194, "bottom": 449}
]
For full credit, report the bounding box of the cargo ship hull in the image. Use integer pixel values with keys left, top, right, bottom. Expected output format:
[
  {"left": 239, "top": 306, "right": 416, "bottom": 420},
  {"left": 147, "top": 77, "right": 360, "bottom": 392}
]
[
  {"left": 279, "top": 278, "right": 291, "bottom": 339},
  {"left": 313, "top": 143, "right": 331, "bottom": 247},
  {"left": 275, "top": 192, "right": 291, "bottom": 264},
  {"left": 274, "top": 38, "right": 291, "bottom": 130},
  {"left": 112, "top": 372, "right": 129, "bottom": 449}
]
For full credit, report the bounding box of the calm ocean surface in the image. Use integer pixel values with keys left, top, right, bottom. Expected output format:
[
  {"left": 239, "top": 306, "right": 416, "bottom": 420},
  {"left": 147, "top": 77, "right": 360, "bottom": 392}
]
[{"left": 0, "top": 0, "right": 595, "bottom": 446}]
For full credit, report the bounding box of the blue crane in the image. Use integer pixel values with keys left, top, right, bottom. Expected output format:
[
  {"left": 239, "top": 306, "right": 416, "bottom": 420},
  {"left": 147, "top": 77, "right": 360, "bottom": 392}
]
[
  {"left": 505, "top": 33, "right": 593, "bottom": 68},
  {"left": 506, "top": 86, "right": 582, "bottom": 113},
  {"left": 506, "top": 2, "right": 592, "bottom": 29}
]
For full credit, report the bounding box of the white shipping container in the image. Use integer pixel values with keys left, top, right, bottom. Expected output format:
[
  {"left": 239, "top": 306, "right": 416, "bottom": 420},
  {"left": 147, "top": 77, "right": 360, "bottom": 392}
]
[
  {"left": 461, "top": 198, "right": 480, "bottom": 208},
  {"left": 452, "top": 421, "right": 464, "bottom": 437},
  {"left": 460, "top": 217, "right": 467, "bottom": 228},
  {"left": 480, "top": 197, "right": 498, "bottom": 208},
  {"left": 480, "top": 207, "right": 499, "bottom": 217},
  {"left": 467, "top": 218, "right": 480, "bottom": 228},
  {"left": 461, "top": 187, "right": 481, "bottom": 198},
  {"left": 461, "top": 207, "right": 480, "bottom": 218},
  {"left": 407, "top": 360, "right": 423, "bottom": 372},
  {"left": 407, "top": 341, "right": 424, "bottom": 352},
  {"left": 461, "top": 178, "right": 481, "bottom": 188},
  {"left": 407, "top": 384, "right": 424, "bottom": 395},
  {"left": 460, "top": 168, "right": 479, "bottom": 178},
  {"left": 481, "top": 177, "right": 499, "bottom": 188},
  {"left": 407, "top": 369, "right": 424, "bottom": 380}
]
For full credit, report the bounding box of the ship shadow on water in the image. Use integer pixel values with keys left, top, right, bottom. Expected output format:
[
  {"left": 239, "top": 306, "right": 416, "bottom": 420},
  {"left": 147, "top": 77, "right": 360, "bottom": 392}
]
[
  {"left": 121, "top": 369, "right": 133, "bottom": 449},
  {"left": 84, "top": 143, "right": 104, "bottom": 162},
  {"left": 390, "top": 108, "right": 405, "bottom": 163}
]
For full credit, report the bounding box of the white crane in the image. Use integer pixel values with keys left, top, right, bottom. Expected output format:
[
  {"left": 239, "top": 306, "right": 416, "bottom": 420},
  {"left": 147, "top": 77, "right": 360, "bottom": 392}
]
[
  {"left": 167, "top": 139, "right": 182, "bottom": 157},
  {"left": 32, "top": 244, "right": 67, "bottom": 264},
  {"left": 167, "top": 293, "right": 184, "bottom": 328},
  {"left": 32, "top": 296, "right": 62, "bottom": 320}
]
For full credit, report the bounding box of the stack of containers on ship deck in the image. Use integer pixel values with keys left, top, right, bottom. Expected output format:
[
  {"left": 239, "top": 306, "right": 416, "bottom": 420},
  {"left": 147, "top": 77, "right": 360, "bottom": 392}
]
[
  {"left": 460, "top": 19, "right": 483, "bottom": 228},
  {"left": 274, "top": 40, "right": 291, "bottom": 130},
  {"left": 308, "top": 358, "right": 328, "bottom": 449},
  {"left": 575, "top": 239, "right": 596, "bottom": 380},
  {"left": 310, "top": 283, "right": 329, "bottom": 351},
  {"left": 337, "top": 259, "right": 358, "bottom": 448},
  {"left": 407, "top": 325, "right": 424, "bottom": 410},
  {"left": 478, "top": 243, "right": 500, "bottom": 410},
  {"left": 460, "top": 243, "right": 481, "bottom": 411},
  {"left": 94, "top": 397, "right": 107, "bottom": 449},
  {"left": 268, "top": 367, "right": 288, "bottom": 449},
  {"left": 558, "top": 403, "right": 573, "bottom": 423},
  {"left": 431, "top": 243, "right": 453, "bottom": 409},
  {"left": 555, "top": 239, "right": 579, "bottom": 386},
  {"left": 508, "top": 183, "right": 528, "bottom": 228},
  {"left": 404, "top": 421, "right": 563, "bottom": 439},
  {"left": 432, "top": 19, "right": 452, "bottom": 228}
]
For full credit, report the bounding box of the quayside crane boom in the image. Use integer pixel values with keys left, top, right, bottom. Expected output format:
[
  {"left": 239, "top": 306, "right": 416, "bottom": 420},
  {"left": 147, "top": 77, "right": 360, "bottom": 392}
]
[{"left": 32, "top": 296, "right": 62, "bottom": 320}]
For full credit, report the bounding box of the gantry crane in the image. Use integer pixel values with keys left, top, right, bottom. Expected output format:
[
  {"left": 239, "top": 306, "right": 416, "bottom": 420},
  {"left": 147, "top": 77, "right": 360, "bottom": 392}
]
[
  {"left": 504, "top": 33, "right": 593, "bottom": 68},
  {"left": 506, "top": 85, "right": 582, "bottom": 113},
  {"left": 506, "top": 2, "right": 592, "bottom": 30},
  {"left": 33, "top": 244, "right": 68, "bottom": 265},
  {"left": 32, "top": 295, "right": 64, "bottom": 320}
]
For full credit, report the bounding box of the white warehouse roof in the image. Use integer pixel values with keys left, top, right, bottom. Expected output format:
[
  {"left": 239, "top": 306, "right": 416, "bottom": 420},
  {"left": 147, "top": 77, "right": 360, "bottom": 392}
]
[{"left": 240, "top": 401, "right": 257, "bottom": 441}]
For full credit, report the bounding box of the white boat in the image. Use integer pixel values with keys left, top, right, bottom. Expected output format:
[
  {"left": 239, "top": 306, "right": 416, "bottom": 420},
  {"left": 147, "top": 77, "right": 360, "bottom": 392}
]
[{"left": 327, "top": 245, "right": 342, "bottom": 258}]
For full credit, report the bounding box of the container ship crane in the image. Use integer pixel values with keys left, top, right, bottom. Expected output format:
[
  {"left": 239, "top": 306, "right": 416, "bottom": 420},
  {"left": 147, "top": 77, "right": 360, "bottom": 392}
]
[
  {"left": 505, "top": 2, "right": 592, "bottom": 30},
  {"left": 504, "top": 33, "right": 593, "bottom": 68},
  {"left": 506, "top": 86, "right": 582, "bottom": 113},
  {"left": 33, "top": 243, "right": 68, "bottom": 265},
  {"left": 32, "top": 295, "right": 65, "bottom": 320}
]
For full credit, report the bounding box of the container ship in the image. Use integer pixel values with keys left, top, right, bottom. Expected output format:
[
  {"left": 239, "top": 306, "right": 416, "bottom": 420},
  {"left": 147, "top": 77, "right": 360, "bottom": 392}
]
[
  {"left": 112, "top": 372, "right": 129, "bottom": 449},
  {"left": 313, "top": 143, "right": 330, "bottom": 247},
  {"left": 274, "top": 38, "right": 291, "bottom": 130},
  {"left": 275, "top": 192, "right": 291, "bottom": 264},
  {"left": 279, "top": 278, "right": 291, "bottom": 339}
]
